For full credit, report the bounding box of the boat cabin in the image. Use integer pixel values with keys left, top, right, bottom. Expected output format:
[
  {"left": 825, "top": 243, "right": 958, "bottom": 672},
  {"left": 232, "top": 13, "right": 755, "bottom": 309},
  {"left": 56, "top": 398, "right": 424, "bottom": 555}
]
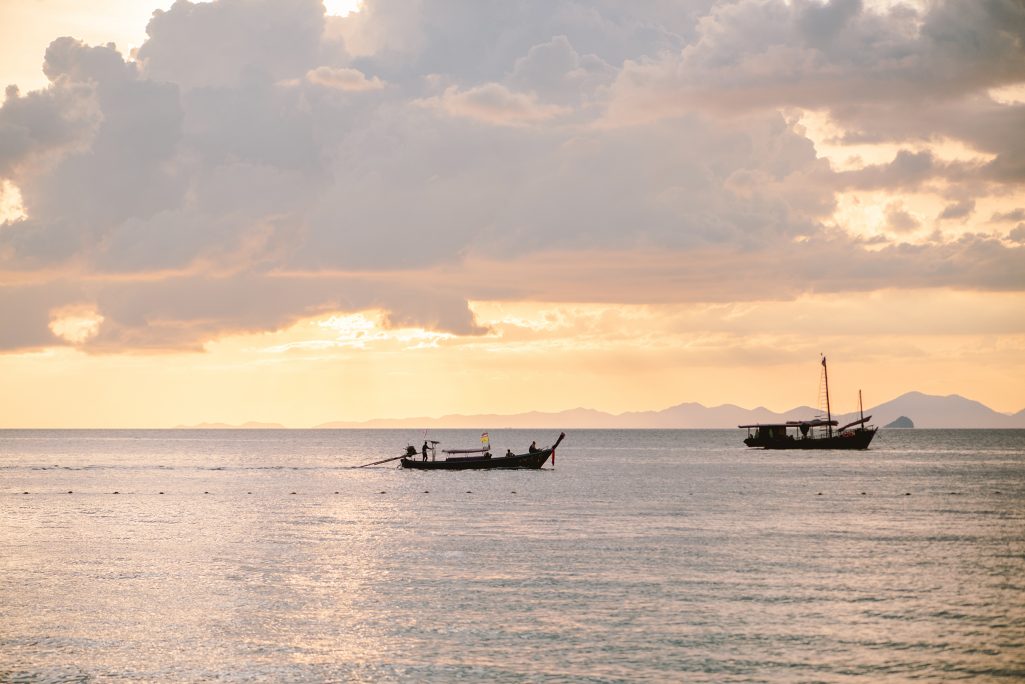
[{"left": 739, "top": 419, "right": 837, "bottom": 444}]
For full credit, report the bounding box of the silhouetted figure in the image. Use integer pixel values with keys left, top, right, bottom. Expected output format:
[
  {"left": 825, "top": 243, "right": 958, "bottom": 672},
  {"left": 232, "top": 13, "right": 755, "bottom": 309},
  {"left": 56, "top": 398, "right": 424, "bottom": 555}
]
[
  {"left": 422, "top": 441, "right": 429, "bottom": 461},
  {"left": 506, "top": 449, "right": 514, "bottom": 457},
  {"left": 528, "top": 441, "right": 538, "bottom": 453}
]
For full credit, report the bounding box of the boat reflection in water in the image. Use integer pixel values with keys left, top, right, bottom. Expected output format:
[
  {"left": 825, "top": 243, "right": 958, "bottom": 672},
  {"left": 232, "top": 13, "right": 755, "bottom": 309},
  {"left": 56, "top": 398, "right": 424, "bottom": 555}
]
[{"left": 740, "top": 357, "right": 877, "bottom": 450}]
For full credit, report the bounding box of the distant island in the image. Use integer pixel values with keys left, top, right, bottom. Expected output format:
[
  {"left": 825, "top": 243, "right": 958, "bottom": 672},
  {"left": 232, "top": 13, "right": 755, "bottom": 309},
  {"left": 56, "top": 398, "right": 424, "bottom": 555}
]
[
  {"left": 172, "top": 392, "right": 1023, "bottom": 430},
  {"left": 313, "top": 392, "right": 1025, "bottom": 430}
]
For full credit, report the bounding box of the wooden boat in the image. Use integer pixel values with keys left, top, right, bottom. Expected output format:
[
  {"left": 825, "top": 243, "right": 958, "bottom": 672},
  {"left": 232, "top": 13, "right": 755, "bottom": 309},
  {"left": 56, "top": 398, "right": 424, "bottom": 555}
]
[
  {"left": 401, "top": 432, "right": 565, "bottom": 470},
  {"left": 739, "top": 357, "right": 877, "bottom": 450}
]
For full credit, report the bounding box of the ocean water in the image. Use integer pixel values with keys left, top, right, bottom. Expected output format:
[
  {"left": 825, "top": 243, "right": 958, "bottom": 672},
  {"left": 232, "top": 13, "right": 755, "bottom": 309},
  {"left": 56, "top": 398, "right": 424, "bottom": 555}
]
[{"left": 2, "top": 428, "right": 1024, "bottom": 682}]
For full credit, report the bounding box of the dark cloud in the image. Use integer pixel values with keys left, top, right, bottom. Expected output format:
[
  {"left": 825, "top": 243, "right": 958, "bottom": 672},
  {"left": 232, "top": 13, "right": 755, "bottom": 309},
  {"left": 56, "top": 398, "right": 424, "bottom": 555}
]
[
  {"left": 885, "top": 202, "right": 920, "bottom": 233},
  {"left": 839, "top": 150, "right": 943, "bottom": 190},
  {"left": 992, "top": 208, "right": 1025, "bottom": 222},
  {"left": 938, "top": 199, "right": 976, "bottom": 221}
]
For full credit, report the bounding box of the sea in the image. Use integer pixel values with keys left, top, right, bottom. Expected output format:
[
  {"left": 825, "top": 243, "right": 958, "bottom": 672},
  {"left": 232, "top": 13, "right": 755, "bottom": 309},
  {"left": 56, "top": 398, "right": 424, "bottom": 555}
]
[{"left": 2, "top": 428, "right": 1024, "bottom": 682}]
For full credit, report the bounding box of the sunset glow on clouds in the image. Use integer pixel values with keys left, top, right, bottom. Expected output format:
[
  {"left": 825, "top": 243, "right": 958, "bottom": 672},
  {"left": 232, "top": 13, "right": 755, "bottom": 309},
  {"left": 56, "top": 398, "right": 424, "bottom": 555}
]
[{"left": 1, "top": 0, "right": 1023, "bottom": 426}]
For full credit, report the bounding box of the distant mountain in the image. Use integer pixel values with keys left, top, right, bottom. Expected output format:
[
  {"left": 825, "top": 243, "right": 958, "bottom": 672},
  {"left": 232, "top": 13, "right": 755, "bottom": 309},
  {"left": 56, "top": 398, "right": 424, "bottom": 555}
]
[
  {"left": 884, "top": 416, "right": 915, "bottom": 428},
  {"left": 315, "top": 392, "right": 1024, "bottom": 430},
  {"left": 175, "top": 421, "right": 286, "bottom": 429},
  {"left": 839, "top": 392, "right": 1024, "bottom": 429}
]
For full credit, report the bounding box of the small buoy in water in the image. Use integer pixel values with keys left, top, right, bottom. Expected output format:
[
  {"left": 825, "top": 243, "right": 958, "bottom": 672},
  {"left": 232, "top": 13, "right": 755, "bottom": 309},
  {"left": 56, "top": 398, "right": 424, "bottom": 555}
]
[
  {"left": 816, "top": 492, "right": 822, "bottom": 496},
  {"left": 23, "top": 491, "right": 28, "bottom": 494},
  {"left": 379, "top": 491, "right": 386, "bottom": 494},
  {"left": 905, "top": 492, "right": 911, "bottom": 496},
  {"left": 159, "top": 492, "right": 164, "bottom": 495},
  {"left": 466, "top": 491, "right": 472, "bottom": 494},
  {"left": 247, "top": 491, "right": 252, "bottom": 494},
  {"left": 861, "top": 492, "right": 866, "bottom": 495},
  {"left": 113, "top": 491, "right": 119, "bottom": 494},
  {"left": 290, "top": 491, "right": 297, "bottom": 495},
  {"left": 423, "top": 490, "right": 429, "bottom": 493},
  {"left": 334, "top": 491, "right": 339, "bottom": 494},
  {"left": 511, "top": 491, "right": 516, "bottom": 494},
  {"left": 68, "top": 491, "right": 73, "bottom": 494},
  {"left": 204, "top": 491, "right": 209, "bottom": 494}
]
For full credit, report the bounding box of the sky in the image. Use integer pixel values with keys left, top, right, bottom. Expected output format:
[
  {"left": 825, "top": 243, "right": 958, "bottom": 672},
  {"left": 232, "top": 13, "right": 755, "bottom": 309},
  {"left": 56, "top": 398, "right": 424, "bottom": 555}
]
[{"left": 1, "top": 0, "right": 1024, "bottom": 428}]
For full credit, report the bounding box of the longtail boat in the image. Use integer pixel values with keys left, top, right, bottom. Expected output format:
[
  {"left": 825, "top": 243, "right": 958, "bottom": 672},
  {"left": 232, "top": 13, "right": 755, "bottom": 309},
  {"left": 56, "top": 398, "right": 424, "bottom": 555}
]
[
  {"left": 400, "top": 432, "right": 565, "bottom": 470},
  {"left": 739, "top": 357, "right": 877, "bottom": 450}
]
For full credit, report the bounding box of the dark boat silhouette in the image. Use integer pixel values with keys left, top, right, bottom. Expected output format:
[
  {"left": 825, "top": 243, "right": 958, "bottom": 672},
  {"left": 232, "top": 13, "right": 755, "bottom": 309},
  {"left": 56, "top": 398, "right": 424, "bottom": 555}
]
[
  {"left": 401, "top": 432, "right": 566, "bottom": 470},
  {"left": 739, "top": 357, "right": 877, "bottom": 450}
]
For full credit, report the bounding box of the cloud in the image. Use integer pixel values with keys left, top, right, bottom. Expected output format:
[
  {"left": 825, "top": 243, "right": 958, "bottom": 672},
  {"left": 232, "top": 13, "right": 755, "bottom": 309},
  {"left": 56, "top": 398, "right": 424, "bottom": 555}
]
[
  {"left": 606, "top": 0, "right": 1025, "bottom": 122},
  {"left": 938, "top": 198, "right": 975, "bottom": 221},
  {"left": 306, "top": 66, "right": 385, "bottom": 91},
  {"left": 1, "top": 0, "right": 1024, "bottom": 353},
  {"left": 422, "top": 83, "right": 569, "bottom": 126},
  {"left": 0, "top": 72, "right": 99, "bottom": 178},
  {"left": 885, "top": 201, "right": 920, "bottom": 233},
  {"left": 991, "top": 208, "right": 1025, "bottom": 223},
  {"left": 136, "top": 0, "right": 329, "bottom": 90},
  {"left": 508, "top": 35, "right": 616, "bottom": 105},
  {"left": 838, "top": 150, "right": 944, "bottom": 190}
]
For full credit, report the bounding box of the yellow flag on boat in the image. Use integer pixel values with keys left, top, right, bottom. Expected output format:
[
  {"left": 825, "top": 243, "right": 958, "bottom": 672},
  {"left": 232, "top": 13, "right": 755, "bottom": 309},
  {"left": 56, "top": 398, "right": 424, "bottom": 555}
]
[{"left": 480, "top": 432, "right": 490, "bottom": 448}]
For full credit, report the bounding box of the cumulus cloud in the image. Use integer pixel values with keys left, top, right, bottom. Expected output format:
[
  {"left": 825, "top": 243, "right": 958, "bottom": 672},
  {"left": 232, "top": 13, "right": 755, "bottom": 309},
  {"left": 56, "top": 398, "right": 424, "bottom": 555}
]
[
  {"left": 136, "top": 0, "right": 330, "bottom": 90},
  {"left": 1, "top": 0, "right": 1024, "bottom": 353},
  {"left": 938, "top": 198, "right": 975, "bottom": 221},
  {"left": 991, "top": 208, "right": 1025, "bottom": 223},
  {"left": 885, "top": 201, "right": 920, "bottom": 233},
  {"left": 423, "top": 83, "right": 569, "bottom": 125},
  {"left": 306, "top": 66, "right": 385, "bottom": 91}
]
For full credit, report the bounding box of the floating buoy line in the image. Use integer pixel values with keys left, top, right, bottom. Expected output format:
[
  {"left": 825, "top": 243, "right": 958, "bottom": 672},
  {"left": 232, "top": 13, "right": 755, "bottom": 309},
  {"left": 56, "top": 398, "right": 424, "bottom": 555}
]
[{"left": 12, "top": 489, "right": 971, "bottom": 498}]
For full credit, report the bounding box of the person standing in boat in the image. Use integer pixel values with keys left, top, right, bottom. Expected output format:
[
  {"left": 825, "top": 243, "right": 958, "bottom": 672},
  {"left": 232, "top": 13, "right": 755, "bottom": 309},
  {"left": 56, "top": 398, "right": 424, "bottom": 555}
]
[{"left": 422, "top": 441, "right": 429, "bottom": 461}]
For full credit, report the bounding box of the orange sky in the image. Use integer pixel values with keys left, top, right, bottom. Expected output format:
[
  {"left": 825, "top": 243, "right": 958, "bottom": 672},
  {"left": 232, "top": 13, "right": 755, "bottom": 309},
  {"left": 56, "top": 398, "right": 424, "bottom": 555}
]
[{"left": 1, "top": 1, "right": 1023, "bottom": 427}]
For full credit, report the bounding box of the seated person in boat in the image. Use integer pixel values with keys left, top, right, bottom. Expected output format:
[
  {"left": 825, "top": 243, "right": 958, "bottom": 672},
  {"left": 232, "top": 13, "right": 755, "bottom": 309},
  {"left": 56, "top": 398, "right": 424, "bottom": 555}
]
[
  {"left": 506, "top": 448, "right": 514, "bottom": 457},
  {"left": 528, "top": 441, "right": 538, "bottom": 453}
]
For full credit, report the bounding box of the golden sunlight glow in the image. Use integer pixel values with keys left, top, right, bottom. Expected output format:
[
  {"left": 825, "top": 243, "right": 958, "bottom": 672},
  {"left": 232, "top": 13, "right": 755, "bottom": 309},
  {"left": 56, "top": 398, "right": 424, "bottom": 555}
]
[
  {"left": 989, "top": 83, "right": 1025, "bottom": 105},
  {"left": 0, "top": 180, "right": 27, "bottom": 224},
  {"left": 48, "top": 306, "right": 104, "bottom": 344},
  {"left": 794, "top": 108, "right": 1006, "bottom": 245},
  {"left": 796, "top": 109, "right": 994, "bottom": 172},
  {"left": 5, "top": 292, "right": 1021, "bottom": 427},
  {"left": 256, "top": 311, "right": 454, "bottom": 354},
  {"left": 323, "top": 0, "right": 362, "bottom": 17}
]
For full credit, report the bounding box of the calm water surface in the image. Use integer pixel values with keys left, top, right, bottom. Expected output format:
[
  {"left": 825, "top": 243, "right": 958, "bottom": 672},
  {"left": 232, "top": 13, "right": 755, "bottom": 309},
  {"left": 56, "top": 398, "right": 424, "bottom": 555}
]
[{"left": 2, "top": 429, "right": 1024, "bottom": 682}]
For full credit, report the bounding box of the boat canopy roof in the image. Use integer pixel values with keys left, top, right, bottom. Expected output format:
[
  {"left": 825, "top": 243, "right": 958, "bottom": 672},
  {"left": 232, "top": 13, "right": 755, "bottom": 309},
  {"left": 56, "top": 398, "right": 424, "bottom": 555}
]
[
  {"left": 837, "top": 415, "right": 872, "bottom": 431},
  {"left": 738, "top": 419, "right": 838, "bottom": 429}
]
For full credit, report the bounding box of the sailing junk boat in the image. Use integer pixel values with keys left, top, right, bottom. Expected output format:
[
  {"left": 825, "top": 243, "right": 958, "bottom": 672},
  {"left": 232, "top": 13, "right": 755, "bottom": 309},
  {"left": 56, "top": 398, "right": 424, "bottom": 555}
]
[
  {"left": 739, "top": 357, "right": 877, "bottom": 450},
  {"left": 400, "top": 432, "right": 566, "bottom": 470}
]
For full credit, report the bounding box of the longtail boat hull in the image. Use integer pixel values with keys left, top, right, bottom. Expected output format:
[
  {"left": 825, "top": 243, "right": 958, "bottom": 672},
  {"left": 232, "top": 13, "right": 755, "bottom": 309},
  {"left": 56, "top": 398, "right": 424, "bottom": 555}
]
[
  {"left": 401, "top": 449, "right": 552, "bottom": 470},
  {"left": 401, "top": 432, "right": 565, "bottom": 470}
]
